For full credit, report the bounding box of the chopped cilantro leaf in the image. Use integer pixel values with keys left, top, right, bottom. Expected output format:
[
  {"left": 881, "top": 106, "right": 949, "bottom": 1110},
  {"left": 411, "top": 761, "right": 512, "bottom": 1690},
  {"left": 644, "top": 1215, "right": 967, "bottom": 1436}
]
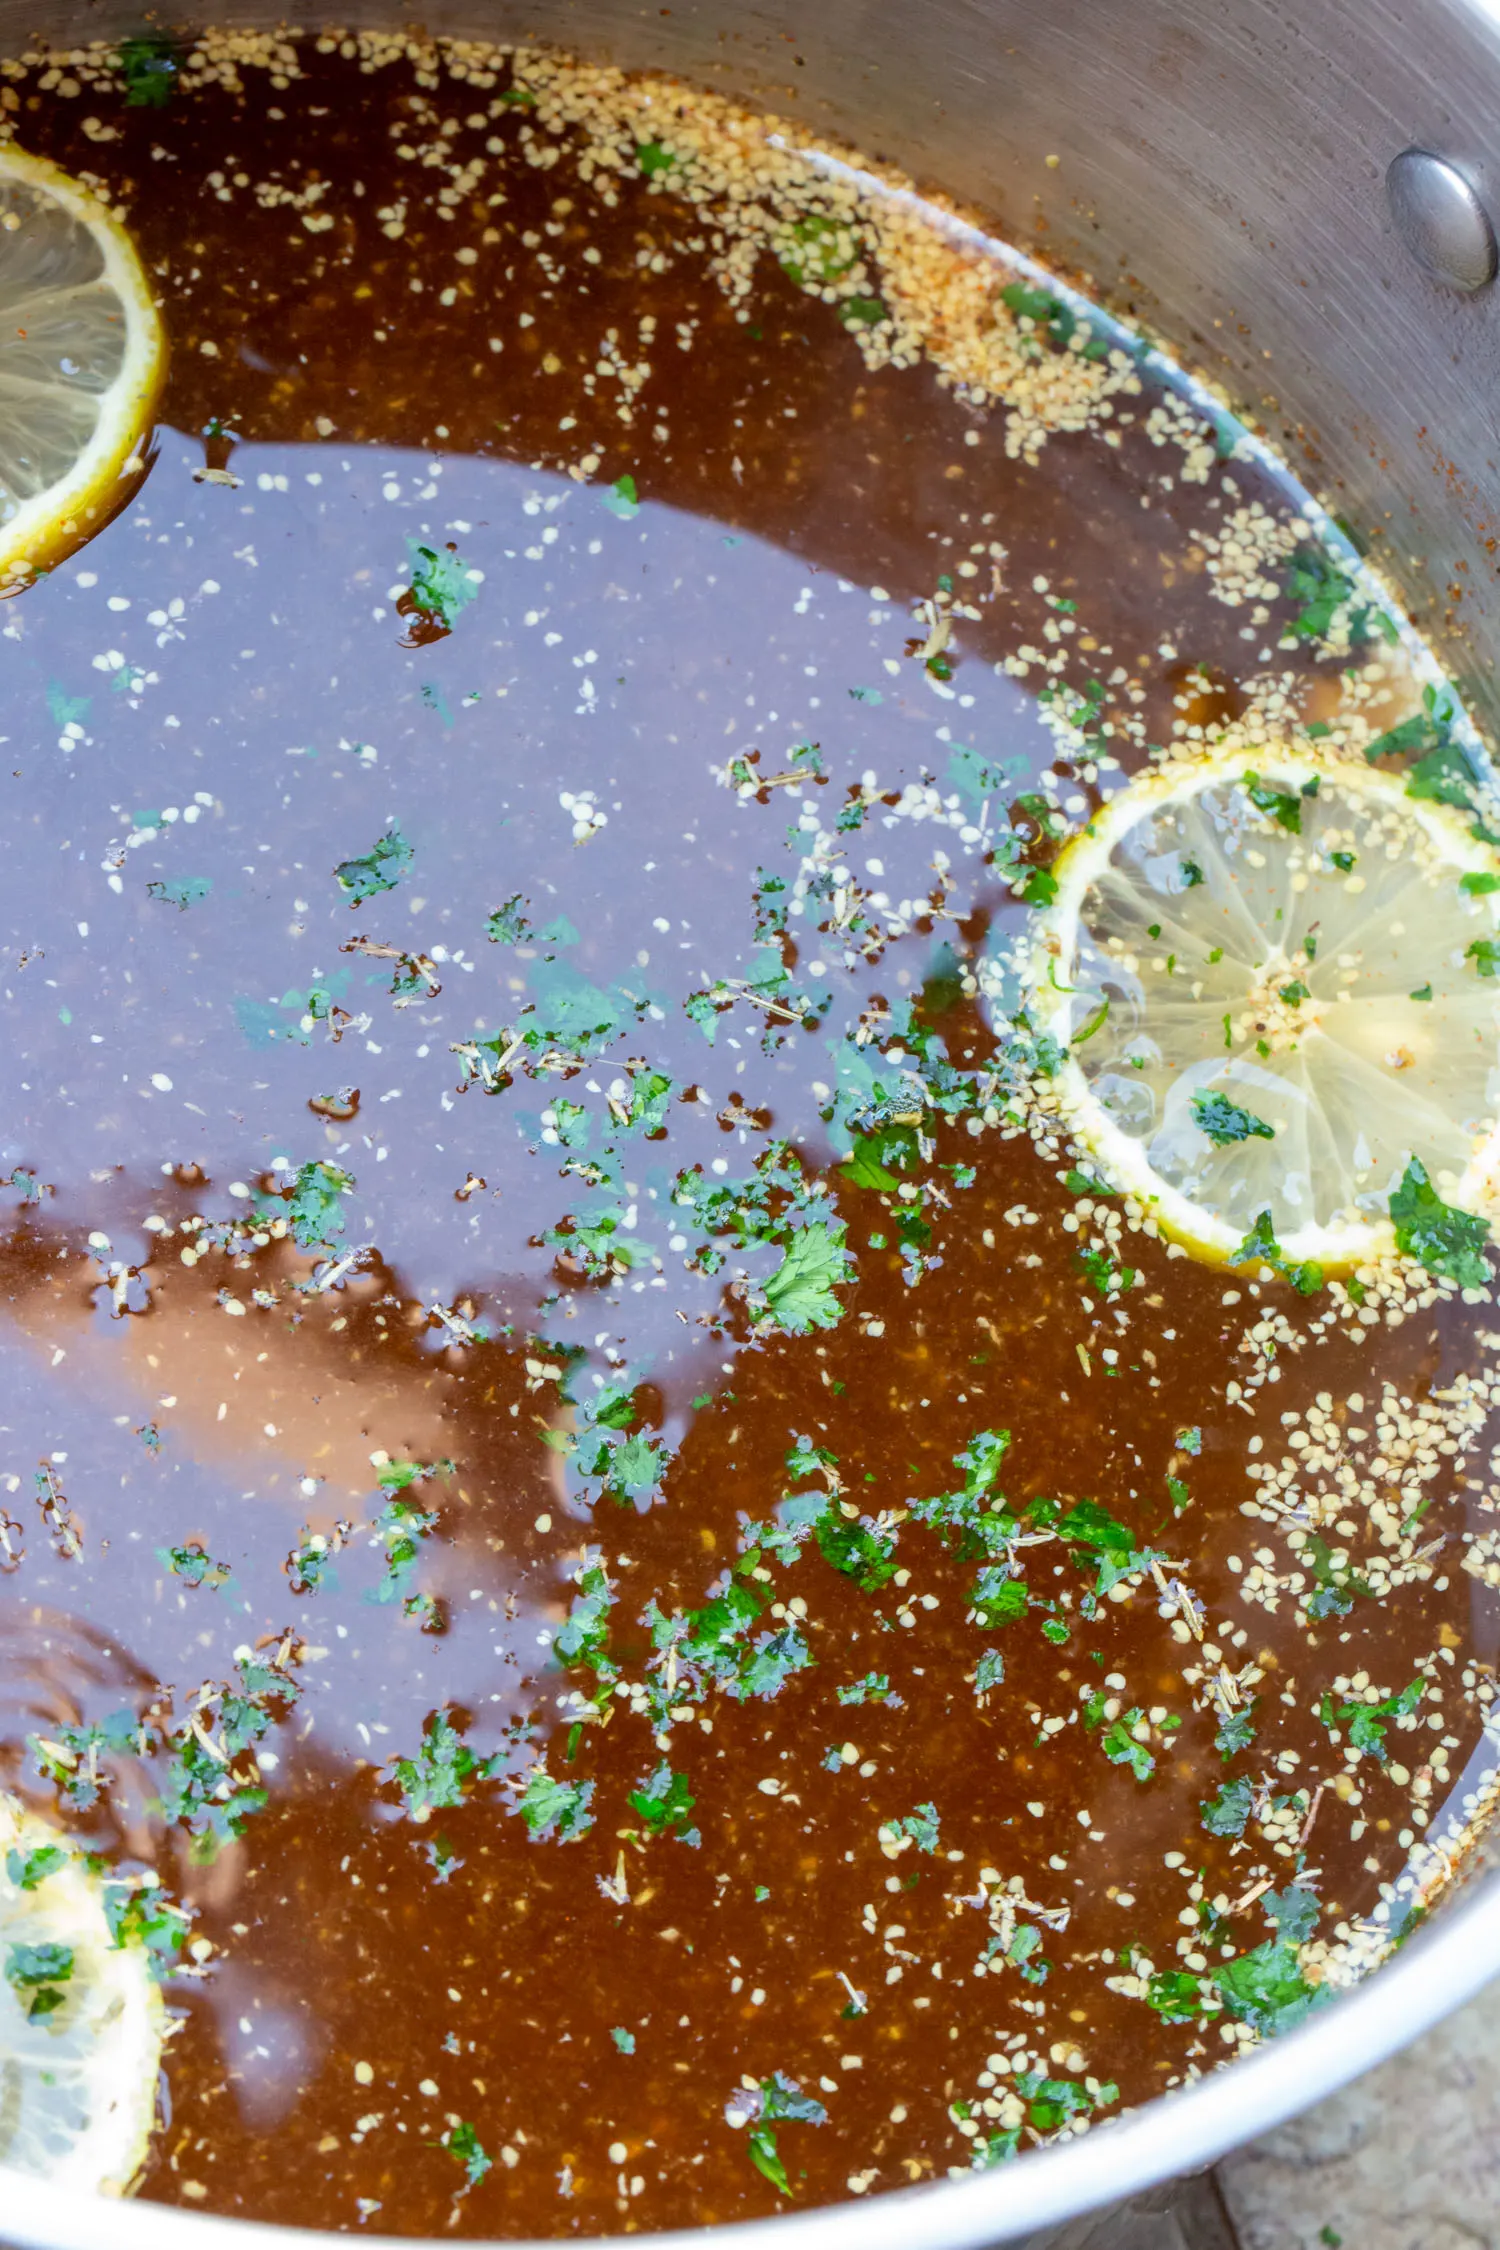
[
  {"left": 737, "top": 1626, "right": 813, "bottom": 1700},
  {"left": 971, "top": 1569, "right": 1029, "bottom": 1626},
  {"left": 100, "top": 1875, "right": 191, "bottom": 1973},
  {"left": 1242, "top": 773, "right": 1303, "bottom": 833},
  {"left": 444, "top": 2120, "right": 492, "bottom": 2187},
  {"left": 405, "top": 538, "right": 477, "bottom": 630},
  {"left": 1283, "top": 545, "right": 1368, "bottom": 645},
  {"left": 841, "top": 1122, "right": 919, "bottom": 1191},
  {"left": 158, "top": 1542, "right": 229, "bottom": 1590},
  {"left": 628, "top": 1761, "right": 696, "bottom": 1835},
  {"left": 485, "top": 894, "right": 531, "bottom": 944},
  {"left": 1145, "top": 1969, "right": 1211, "bottom": 2022},
  {"left": 1100, "top": 1711, "right": 1155, "bottom": 1782},
  {"left": 1057, "top": 1498, "right": 1155, "bottom": 1592},
  {"left": 514, "top": 1763, "right": 594, "bottom": 1843},
  {"left": 1075, "top": 1244, "right": 1137, "bottom": 1297},
  {"left": 1304, "top": 1534, "right": 1370, "bottom": 1620},
  {"left": 778, "top": 212, "right": 856, "bottom": 288},
  {"left": 1319, "top": 1678, "right": 1423, "bottom": 1761},
  {"left": 334, "top": 822, "right": 413, "bottom": 905},
  {"left": 891, "top": 1801, "right": 940, "bottom": 1854},
  {"left": 1200, "top": 1774, "right": 1253, "bottom": 1837},
  {"left": 270, "top": 1158, "right": 355, "bottom": 1251},
  {"left": 118, "top": 33, "right": 179, "bottom": 105},
  {"left": 6, "top": 1843, "right": 67, "bottom": 1892},
  {"left": 743, "top": 2072, "right": 827, "bottom": 2196},
  {"left": 1215, "top": 1702, "right": 1257, "bottom": 1760},
  {"left": 1229, "top": 1209, "right": 1323, "bottom": 1295},
  {"left": 553, "top": 1552, "right": 619, "bottom": 1692},
  {"left": 1064, "top": 1167, "right": 1113, "bottom": 1197},
  {"left": 1389, "top": 1156, "right": 1492, "bottom": 1288},
  {"left": 1214, "top": 1894, "right": 1329, "bottom": 2038},
  {"left": 5, "top": 1938, "right": 72, "bottom": 2017},
  {"left": 599, "top": 473, "right": 640, "bottom": 520},
  {"left": 389, "top": 1709, "right": 482, "bottom": 1819},
  {"left": 760, "top": 1221, "right": 850, "bottom": 1334},
  {"left": 814, "top": 1506, "right": 898, "bottom": 1592}
]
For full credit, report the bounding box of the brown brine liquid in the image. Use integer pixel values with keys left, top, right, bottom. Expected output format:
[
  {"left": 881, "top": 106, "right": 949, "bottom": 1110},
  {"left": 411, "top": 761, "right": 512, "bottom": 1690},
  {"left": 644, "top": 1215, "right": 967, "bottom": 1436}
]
[{"left": 0, "top": 26, "right": 1497, "bottom": 2235}]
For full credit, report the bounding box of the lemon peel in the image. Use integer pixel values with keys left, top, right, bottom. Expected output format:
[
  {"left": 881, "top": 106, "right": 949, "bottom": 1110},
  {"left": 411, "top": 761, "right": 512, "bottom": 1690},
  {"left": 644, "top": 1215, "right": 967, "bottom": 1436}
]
[
  {"left": 1024, "top": 745, "right": 1500, "bottom": 1273},
  {"left": 0, "top": 143, "right": 164, "bottom": 590},
  {"left": 0, "top": 1795, "right": 164, "bottom": 2191}
]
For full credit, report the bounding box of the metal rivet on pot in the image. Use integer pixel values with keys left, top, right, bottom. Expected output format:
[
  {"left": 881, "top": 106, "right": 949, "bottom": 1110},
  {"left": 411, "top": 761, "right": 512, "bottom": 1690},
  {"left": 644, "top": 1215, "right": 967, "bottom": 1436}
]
[{"left": 1386, "top": 148, "right": 1497, "bottom": 292}]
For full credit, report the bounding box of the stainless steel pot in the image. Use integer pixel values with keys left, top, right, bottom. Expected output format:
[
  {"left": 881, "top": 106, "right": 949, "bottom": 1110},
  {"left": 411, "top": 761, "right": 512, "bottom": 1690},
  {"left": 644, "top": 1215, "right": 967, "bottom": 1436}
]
[{"left": 5, "top": 0, "right": 1500, "bottom": 2242}]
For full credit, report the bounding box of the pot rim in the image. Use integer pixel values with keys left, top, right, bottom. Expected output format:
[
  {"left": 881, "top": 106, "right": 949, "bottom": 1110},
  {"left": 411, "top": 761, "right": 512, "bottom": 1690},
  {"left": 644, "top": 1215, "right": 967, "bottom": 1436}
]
[
  {"left": 0, "top": 5, "right": 1496, "bottom": 2245},
  {"left": 3, "top": 1858, "right": 1498, "bottom": 2250}
]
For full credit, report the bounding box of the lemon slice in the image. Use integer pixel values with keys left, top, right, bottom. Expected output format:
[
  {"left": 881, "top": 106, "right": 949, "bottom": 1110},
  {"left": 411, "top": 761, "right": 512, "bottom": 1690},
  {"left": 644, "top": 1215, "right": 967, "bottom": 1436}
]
[
  {"left": 0, "top": 144, "right": 164, "bottom": 590},
  {"left": 1025, "top": 745, "right": 1500, "bottom": 1270},
  {"left": 0, "top": 1795, "right": 165, "bottom": 2191}
]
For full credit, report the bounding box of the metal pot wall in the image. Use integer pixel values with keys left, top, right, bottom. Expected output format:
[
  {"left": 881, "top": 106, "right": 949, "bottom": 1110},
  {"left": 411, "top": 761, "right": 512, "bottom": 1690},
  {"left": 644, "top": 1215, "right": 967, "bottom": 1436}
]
[{"left": 4, "top": 0, "right": 1500, "bottom": 2245}]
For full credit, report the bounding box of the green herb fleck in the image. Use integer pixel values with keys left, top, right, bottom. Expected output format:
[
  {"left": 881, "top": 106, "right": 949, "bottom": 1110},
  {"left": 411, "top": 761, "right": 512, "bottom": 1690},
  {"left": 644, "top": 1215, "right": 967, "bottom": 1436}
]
[
  {"left": 118, "top": 33, "right": 180, "bottom": 105},
  {"left": 513, "top": 1763, "right": 595, "bottom": 1843},
  {"left": 444, "top": 2120, "right": 492, "bottom": 2187},
  {"left": 1243, "top": 773, "right": 1303, "bottom": 833},
  {"left": 600, "top": 473, "right": 640, "bottom": 520},
  {"left": 147, "top": 876, "right": 212, "bottom": 911}
]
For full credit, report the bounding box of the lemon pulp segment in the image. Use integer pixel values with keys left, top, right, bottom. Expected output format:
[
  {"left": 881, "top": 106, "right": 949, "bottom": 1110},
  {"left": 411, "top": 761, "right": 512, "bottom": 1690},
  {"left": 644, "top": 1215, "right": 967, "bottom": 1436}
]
[
  {"left": 1026, "top": 748, "right": 1500, "bottom": 1269},
  {"left": 0, "top": 1796, "right": 164, "bottom": 2193},
  {"left": 0, "top": 143, "right": 163, "bottom": 588}
]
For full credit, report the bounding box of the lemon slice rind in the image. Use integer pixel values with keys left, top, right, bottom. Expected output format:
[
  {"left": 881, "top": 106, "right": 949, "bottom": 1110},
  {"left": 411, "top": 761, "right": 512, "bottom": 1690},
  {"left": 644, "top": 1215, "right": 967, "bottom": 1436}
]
[
  {"left": 1025, "top": 745, "right": 1500, "bottom": 1274},
  {"left": 0, "top": 1794, "right": 164, "bottom": 2194},
  {"left": 0, "top": 142, "right": 164, "bottom": 590}
]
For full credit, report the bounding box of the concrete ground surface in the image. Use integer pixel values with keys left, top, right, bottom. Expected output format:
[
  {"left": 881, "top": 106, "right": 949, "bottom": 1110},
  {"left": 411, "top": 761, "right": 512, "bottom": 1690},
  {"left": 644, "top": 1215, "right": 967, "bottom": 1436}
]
[{"left": 1201, "top": 1972, "right": 1500, "bottom": 2248}]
